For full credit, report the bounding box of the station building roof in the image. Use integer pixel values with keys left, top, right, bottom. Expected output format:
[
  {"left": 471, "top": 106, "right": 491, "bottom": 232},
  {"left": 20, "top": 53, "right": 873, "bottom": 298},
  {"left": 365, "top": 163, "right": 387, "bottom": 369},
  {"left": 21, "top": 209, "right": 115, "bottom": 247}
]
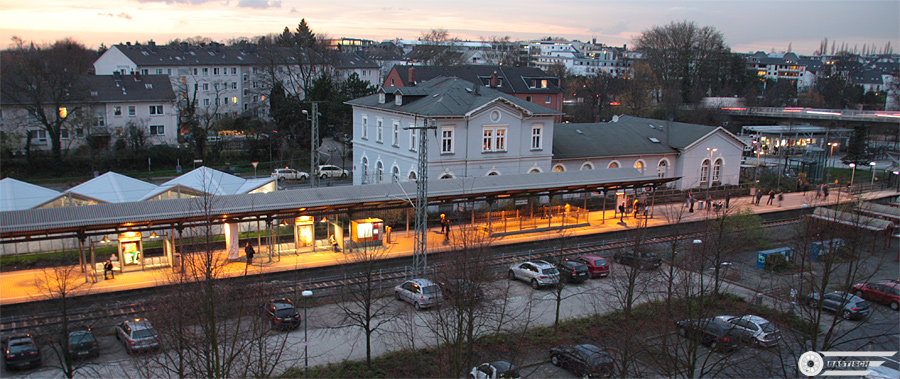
[
  {"left": 1, "top": 168, "right": 677, "bottom": 240},
  {"left": 0, "top": 178, "right": 61, "bottom": 212}
]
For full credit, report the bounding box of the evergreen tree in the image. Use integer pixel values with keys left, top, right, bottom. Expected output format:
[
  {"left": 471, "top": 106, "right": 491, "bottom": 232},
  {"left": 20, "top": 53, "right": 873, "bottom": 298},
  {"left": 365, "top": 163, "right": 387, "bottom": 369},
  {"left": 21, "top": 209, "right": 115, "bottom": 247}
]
[{"left": 841, "top": 125, "right": 873, "bottom": 166}]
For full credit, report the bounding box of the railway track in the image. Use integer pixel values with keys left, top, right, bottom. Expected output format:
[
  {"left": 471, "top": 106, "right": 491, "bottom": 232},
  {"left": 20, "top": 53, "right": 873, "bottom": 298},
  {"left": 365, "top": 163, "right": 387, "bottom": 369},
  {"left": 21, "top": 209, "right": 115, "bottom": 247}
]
[{"left": 0, "top": 214, "right": 803, "bottom": 334}]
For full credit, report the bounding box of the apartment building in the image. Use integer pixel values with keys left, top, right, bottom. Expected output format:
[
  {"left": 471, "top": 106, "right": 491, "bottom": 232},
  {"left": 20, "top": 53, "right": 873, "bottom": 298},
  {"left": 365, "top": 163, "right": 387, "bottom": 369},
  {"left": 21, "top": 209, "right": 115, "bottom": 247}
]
[{"left": 1, "top": 73, "right": 178, "bottom": 154}]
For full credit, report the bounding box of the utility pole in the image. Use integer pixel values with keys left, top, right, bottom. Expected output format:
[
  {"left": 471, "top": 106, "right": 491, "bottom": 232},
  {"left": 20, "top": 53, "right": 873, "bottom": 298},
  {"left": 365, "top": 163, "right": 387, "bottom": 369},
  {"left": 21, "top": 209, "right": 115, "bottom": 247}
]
[
  {"left": 406, "top": 118, "right": 437, "bottom": 277},
  {"left": 304, "top": 103, "right": 320, "bottom": 188}
]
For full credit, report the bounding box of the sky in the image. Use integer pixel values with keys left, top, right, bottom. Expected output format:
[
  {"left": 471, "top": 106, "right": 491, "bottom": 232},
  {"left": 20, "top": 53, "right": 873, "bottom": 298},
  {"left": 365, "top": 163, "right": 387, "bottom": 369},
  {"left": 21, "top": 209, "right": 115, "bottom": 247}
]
[{"left": 2, "top": 0, "right": 898, "bottom": 55}]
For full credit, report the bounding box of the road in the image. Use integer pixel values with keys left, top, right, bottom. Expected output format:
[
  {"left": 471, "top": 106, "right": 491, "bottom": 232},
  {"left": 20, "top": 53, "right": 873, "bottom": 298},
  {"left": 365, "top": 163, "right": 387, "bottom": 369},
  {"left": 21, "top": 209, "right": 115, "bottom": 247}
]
[{"left": 5, "top": 247, "right": 898, "bottom": 378}]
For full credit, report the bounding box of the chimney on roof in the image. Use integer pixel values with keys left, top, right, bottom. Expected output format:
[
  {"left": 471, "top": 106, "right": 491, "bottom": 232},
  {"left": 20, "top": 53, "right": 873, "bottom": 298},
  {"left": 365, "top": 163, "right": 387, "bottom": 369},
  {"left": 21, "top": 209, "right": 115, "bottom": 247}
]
[
  {"left": 408, "top": 66, "right": 416, "bottom": 86},
  {"left": 126, "top": 42, "right": 131, "bottom": 46},
  {"left": 212, "top": 42, "right": 220, "bottom": 54},
  {"left": 148, "top": 40, "right": 156, "bottom": 52},
  {"left": 181, "top": 42, "right": 189, "bottom": 52},
  {"left": 490, "top": 71, "right": 499, "bottom": 88},
  {"left": 113, "top": 71, "right": 122, "bottom": 81},
  {"left": 135, "top": 71, "right": 141, "bottom": 81}
]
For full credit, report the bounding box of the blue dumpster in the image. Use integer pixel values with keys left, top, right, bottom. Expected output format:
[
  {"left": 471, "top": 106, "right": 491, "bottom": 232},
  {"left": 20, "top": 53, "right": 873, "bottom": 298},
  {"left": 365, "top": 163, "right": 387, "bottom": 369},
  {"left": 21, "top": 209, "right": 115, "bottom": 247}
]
[
  {"left": 810, "top": 239, "right": 844, "bottom": 260},
  {"left": 756, "top": 247, "right": 793, "bottom": 270}
]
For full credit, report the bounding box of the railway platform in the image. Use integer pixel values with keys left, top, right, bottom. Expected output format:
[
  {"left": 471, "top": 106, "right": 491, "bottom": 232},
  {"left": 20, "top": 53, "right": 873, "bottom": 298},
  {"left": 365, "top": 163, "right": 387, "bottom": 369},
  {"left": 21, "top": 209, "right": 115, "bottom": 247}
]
[{"left": 1, "top": 188, "right": 897, "bottom": 307}]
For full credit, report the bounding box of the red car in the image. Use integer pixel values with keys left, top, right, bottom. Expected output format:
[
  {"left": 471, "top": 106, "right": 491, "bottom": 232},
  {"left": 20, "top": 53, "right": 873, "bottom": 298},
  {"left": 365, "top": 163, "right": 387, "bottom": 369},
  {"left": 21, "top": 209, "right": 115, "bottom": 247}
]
[
  {"left": 575, "top": 255, "right": 609, "bottom": 278},
  {"left": 852, "top": 280, "right": 900, "bottom": 311}
]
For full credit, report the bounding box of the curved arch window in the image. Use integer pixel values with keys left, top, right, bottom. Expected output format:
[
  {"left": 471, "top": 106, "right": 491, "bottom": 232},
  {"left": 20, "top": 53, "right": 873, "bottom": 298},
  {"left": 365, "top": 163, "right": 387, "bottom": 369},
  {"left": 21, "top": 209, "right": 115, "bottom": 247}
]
[
  {"left": 408, "top": 171, "right": 417, "bottom": 181},
  {"left": 528, "top": 168, "right": 541, "bottom": 174},
  {"left": 634, "top": 160, "right": 645, "bottom": 174},
  {"left": 375, "top": 161, "right": 384, "bottom": 183},
  {"left": 440, "top": 173, "right": 453, "bottom": 179},
  {"left": 700, "top": 159, "right": 711, "bottom": 185},
  {"left": 580, "top": 162, "right": 594, "bottom": 170},
  {"left": 608, "top": 161, "right": 620, "bottom": 169},
  {"left": 713, "top": 158, "right": 723, "bottom": 182},
  {"left": 391, "top": 166, "right": 400, "bottom": 183},
  {"left": 552, "top": 164, "right": 565, "bottom": 172},
  {"left": 657, "top": 159, "right": 669, "bottom": 178},
  {"left": 361, "top": 157, "right": 369, "bottom": 183}
]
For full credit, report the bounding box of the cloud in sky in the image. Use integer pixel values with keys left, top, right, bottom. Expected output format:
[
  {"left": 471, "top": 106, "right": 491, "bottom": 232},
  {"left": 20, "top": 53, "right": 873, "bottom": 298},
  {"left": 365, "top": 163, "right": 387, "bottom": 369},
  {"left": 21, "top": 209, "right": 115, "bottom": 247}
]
[
  {"left": 97, "top": 12, "right": 133, "bottom": 20},
  {"left": 136, "top": 0, "right": 216, "bottom": 4},
  {"left": 236, "top": 0, "right": 281, "bottom": 9}
]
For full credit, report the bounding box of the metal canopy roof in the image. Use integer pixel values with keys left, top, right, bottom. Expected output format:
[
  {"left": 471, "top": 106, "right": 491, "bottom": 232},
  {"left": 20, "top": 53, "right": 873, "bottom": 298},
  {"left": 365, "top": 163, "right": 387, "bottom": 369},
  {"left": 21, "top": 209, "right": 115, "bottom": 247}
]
[{"left": 1, "top": 169, "right": 677, "bottom": 241}]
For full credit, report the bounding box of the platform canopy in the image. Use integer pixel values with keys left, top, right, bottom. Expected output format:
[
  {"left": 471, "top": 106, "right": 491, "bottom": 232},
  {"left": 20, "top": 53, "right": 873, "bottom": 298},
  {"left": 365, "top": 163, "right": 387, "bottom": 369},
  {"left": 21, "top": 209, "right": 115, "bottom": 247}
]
[{"left": 0, "top": 178, "right": 61, "bottom": 212}]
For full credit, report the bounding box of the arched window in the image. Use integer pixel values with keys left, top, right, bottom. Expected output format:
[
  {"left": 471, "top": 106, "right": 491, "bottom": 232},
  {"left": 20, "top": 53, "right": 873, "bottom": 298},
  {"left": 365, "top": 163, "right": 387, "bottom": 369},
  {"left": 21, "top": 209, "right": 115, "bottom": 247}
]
[
  {"left": 700, "top": 159, "right": 710, "bottom": 185},
  {"left": 391, "top": 166, "right": 400, "bottom": 183},
  {"left": 361, "top": 157, "right": 369, "bottom": 184},
  {"left": 580, "top": 162, "right": 594, "bottom": 170},
  {"left": 608, "top": 161, "right": 620, "bottom": 169},
  {"left": 440, "top": 173, "right": 453, "bottom": 179},
  {"left": 488, "top": 171, "right": 499, "bottom": 176},
  {"left": 634, "top": 160, "right": 645, "bottom": 174},
  {"left": 528, "top": 168, "right": 542, "bottom": 174},
  {"left": 657, "top": 159, "right": 669, "bottom": 178},
  {"left": 552, "top": 164, "right": 565, "bottom": 172},
  {"left": 713, "top": 158, "right": 723, "bottom": 182},
  {"left": 408, "top": 171, "right": 417, "bottom": 181},
  {"left": 376, "top": 161, "right": 383, "bottom": 183}
]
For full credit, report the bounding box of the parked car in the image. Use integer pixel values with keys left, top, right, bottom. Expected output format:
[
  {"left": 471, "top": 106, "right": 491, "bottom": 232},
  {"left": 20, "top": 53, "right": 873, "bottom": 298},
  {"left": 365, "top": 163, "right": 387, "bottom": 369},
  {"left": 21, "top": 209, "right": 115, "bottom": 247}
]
[
  {"left": 549, "top": 344, "right": 615, "bottom": 378},
  {"left": 575, "top": 255, "right": 610, "bottom": 278},
  {"left": 613, "top": 250, "right": 661, "bottom": 269},
  {"left": 2, "top": 335, "right": 41, "bottom": 371},
  {"left": 65, "top": 325, "right": 100, "bottom": 359},
  {"left": 675, "top": 318, "right": 741, "bottom": 352},
  {"left": 554, "top": 260, "right": 590, "bottom": 284},
  {"left": 807, "top": 291, "right": 871, "bottom": 320},
  {"left": 852, "top": 280, "right": 900, "bottom": 311},
  {"left": 316, "top": 165, "right": 349, "bottom": 179},
  {"left": 271, "top": 168, "right": 309, "bottom": 181},
  {"left": 440, "top": 278, "right": 485, "bottom": 307},
  {"left": 508, "top": 260, "right": 560, "bottom": 289},
  {"left": 395, "top": 278, "right": 443, "bottom": 310},
  {"left": 115, "top": 319, "right": 160, "bottom": 354},
  {"left": 264, "top": 298, "right": 303, "bottom": 330},
  {"left": 469, "top": 361, "right": 521, "bottom": 379},
  {"left": 715, "top": 315, "right": 781, "bottom": 347}
]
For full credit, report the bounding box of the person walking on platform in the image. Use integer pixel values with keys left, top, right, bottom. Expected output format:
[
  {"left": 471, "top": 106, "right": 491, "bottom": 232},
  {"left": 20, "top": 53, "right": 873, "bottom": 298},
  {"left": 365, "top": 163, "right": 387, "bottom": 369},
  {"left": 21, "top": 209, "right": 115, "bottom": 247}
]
[
  {"left": 689, "top": 196, "right": 695, "bottom": 213},
  {"left": 245, "top": 242, "right": 255, "bottom": 266},
  {"left": 725, "top": 192, "right": 731, "bottom": 209},
  {"left": 822, "top": 185, "right": 829, "bottom": 201},
  {"left": 685, "top": 191, "right": 693, "bottom": 208},
  {"left": 766, "top": 189, "right": 776, "bottom": 205}
]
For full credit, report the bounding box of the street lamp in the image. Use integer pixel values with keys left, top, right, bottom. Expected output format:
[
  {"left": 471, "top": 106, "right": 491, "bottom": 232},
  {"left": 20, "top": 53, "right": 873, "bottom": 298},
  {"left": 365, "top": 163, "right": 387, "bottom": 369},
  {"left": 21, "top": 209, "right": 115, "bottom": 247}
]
[
  {"left": 869, "top": 162, "right": 876, "bottom": 190},
  {"left": 706, "top": 147, "right": 717, "bottom": 211},
  {"left": 849, "top": 163, "right": 856, "bottom": 198},
  {"left": 827, "top": 142, "right": 838, "bottom": 182},
  {"left": 302, "top": 290, "right": 313, "bottom": 378},
  {"left": 894, "top": 171, "right": 900, "bottom": 193}
]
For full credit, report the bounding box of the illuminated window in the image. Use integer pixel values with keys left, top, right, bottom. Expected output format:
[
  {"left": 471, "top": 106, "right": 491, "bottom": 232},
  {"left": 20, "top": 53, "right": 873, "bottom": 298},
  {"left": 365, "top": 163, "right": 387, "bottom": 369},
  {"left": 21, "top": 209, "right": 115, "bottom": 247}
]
[
  {"left": 482, "top": 126, "right": 507, "bottom": 152},
  {"left": 114, "top": 106, "right": 122, "bottom": 116},
  {"left": 58, "top": 107, "right": 67, "bottom": 118}
]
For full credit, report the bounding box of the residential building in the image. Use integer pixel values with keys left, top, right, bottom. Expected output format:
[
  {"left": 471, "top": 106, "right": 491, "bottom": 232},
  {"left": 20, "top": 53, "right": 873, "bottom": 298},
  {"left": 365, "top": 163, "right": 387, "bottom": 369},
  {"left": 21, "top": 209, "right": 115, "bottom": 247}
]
[
  {"left": 552, "top": 115, "right": 746, "bottom": 190},
  {"left": 1, "top": 73, "right": 177, "bottom": 154},
  {"left": 528, "top": 39, "right": 637, "bottom": 77},
  {"left": 347, "top": 76, "right": 560, "bottom": 185},
  {"left": 383, "top": 65, "right": 564, "bottom": 121}
]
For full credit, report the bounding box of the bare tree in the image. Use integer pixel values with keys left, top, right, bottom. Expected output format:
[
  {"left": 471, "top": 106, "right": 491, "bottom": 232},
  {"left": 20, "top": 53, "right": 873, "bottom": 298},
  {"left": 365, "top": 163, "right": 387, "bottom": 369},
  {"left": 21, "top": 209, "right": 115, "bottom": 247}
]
[
  {"left": 413, "top": 29, "right": 466, "bottom": 66},
  {"left": 1, "top": 36, "right": 96, "bottom": 163},
  {"left": 633, "top": 21, "right": 731, "bottom": 104},
  {"left": 335, "top": 243, "right": 398, "bottom": 370},
  {"left": 32, "top": 263, "right": 94, "bottom": 379},
  {"left": 479, "top": 36, "right": 522, "bottom": 66}
]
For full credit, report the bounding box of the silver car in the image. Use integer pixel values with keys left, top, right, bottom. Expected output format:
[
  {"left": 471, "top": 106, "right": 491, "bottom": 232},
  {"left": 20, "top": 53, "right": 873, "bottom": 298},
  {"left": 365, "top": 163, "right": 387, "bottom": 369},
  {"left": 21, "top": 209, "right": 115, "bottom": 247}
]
[
  {"left": 508, "top": 260, "right": 560, "bottom": 289},
  {"left": 716, "top": 315, "right": 781, "bottom": 347},
  {"left": 115, "top": 319, "right": 160, "bottom": 354},
  {"left": 395, "top": 278, "right": 443, "bottom": 310}
]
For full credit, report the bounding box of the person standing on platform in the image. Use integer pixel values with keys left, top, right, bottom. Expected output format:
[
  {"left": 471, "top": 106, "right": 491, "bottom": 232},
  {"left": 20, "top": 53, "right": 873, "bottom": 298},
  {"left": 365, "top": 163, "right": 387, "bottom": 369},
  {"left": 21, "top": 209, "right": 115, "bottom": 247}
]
[
  {"left": 766, "top": 189, "right": 776, "bottom": 205},
  {"left": 245, "top": 242, "right": 255, "bottom": 265},
  {"left": 440, "top": 213, "right": 446, "bottom": 233},
  {"left": 725, "top": 192, "right": 731, "bottom": 209},
  {"left": 755, "top": 190, "right": 763, "bottom": 205},
  {"left": 822, "top": 184, "right": 829, "bottom": 201},
  {"left": 689, "top": 196, "right": 695, "bottom": 213},
  {"left": 777, "top": 191, "right": 784, "bottom": 207},
  {"left": 685, "top": 191, "right": 693, "bottom": 208}
]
